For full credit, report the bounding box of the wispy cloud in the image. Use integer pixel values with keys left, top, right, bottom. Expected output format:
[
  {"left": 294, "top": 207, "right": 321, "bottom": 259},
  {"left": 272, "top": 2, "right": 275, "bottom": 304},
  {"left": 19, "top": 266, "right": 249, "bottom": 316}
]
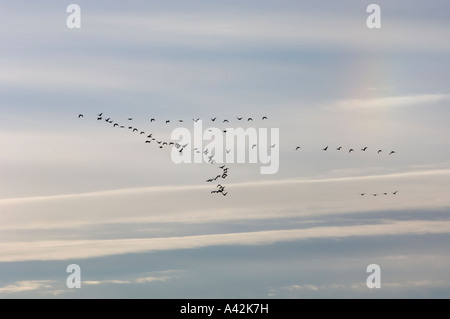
[
  {"left": 0, "top": 280, "right": 55, "bottom": 294},
  {"left": 1, "top": 220, "right": 450, "bottom": 262},
  {"left": 327, "top": 94, "right": 450, "bottom": 111}
]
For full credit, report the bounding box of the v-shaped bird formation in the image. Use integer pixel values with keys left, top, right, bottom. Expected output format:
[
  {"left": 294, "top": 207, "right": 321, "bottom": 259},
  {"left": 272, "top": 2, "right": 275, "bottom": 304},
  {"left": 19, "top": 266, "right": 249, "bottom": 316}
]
[{"left": 78, "top": 113, "right": 399, "bottom": 197}]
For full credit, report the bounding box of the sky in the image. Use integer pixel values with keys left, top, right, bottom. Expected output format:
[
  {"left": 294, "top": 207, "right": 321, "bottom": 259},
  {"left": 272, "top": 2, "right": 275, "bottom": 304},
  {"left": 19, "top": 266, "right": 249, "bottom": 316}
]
[{"left": 1, "top": 0, "right": 450, "bottom": 298}]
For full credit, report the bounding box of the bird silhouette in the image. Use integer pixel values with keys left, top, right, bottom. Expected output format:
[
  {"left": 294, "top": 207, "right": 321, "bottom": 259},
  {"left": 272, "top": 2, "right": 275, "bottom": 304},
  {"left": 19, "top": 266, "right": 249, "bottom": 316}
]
[
  {"left": 271, "top": 144, "right": 276, "bottom": 148},
  {"left": 372, "top": 193, "right": 378, "bottom": 196},
  {"left": 150, "top": 118, "right": 155, "bottom": 122},
  {"left": 322, "top": 146, "right": 328, "bottom": 151},
  {"left": 378, "top": 150, "right": 383, "bottom": 154},
  {"left": 128, "top": 118, "right": 132, "bottom": 120},
  {"left": 140, "top": 131, "right": 145, "bottom": 135},
  {"left": 236, "top": 117, "right": 243, "bottom": 120},
  {"left": 166, "top": 120, "right": 170, "bottom": 123},
  {"left": 113, "top": 123, "right": 119, "bottom": 127},
  {"left": 97, "top": 117, "right": 102, "bottom": 121},
  {"left": 337, "top": 146, "right": 342, "bottom": 150},
  {"left": 247, "top": 118, "right": 253, "bottom": 121},
  {"left": 360, "top": 193, "right": 366, "bottom": 196},
  {"left": 252, "top": 144, "right": 257, "bottom": 149},
  {"left": 393, "top": 191, "right": 398, "bottom": 195},
  {"left": 361, "top": 147, "right": 368, "bottom": 151},
  {"left": 389, "top": 151, "right": 396, "bottom": 155},
  {"left": 78, "top": 114, "right": 84, "bottom": 118},
  {"left": 193, "top": 118, "right": 200, "bottom": 122},
  {"left": 223, "top": 119, "right": 229, "bottom": 123},
  {"left": 262, "top": 116, "right": 267, "bottom": 120},
  {"left": 349, "top": 148, "right": 354, "bottom": 153},
  {"left": 179, "top": 120, "right": 183, "bottom": 122},
  {"left": 211, "top": 117, "right": 217, "bottom": 121},
  {"left": 145, "top": 141, "right": 151, "bottom": 143},
  {"left": 295, "top": 146, "right": 301, "bottom": 150},
  {"left": 133, "top": 128, "right": 138, "bottom": 132}
]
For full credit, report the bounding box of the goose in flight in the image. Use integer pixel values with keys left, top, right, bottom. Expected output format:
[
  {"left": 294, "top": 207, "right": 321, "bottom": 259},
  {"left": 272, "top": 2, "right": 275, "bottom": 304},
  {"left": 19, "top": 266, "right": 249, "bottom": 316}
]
[
  {"left": 361, "top": 147, "right": 368, "bottom": 151},
  {"left": 322, "top": 146, "right": 328, "bottom": 151},
  {"left": 113, "top": 123, "right": 119, "bottom": 127},
  {"left": 389, "top": 151, "right": 396, "bottom": 155},
  {"left": 349, "top": 148, "right": 354, "bottom": 153},
  {"left": 247, "top": 117, "right": 253, "bottom": 121},
  {"left": 377, "top": 150, "right": 383, "bottom": 154},
  {"left": 78, "top": 114, "right": 84, "bottom": 118},
  {"left": 133, "top": 128, "right": 138, "bottom": 132},
  {"left": 193, "top": 118, "right": 200, "bottom": 122},
  {"left": 236, "top": 117, "right": 243, "bottom": 120},
  {"left": 295, "top": 146, "right": 301, "bottom": 150},
  {"left": 150, "top": 118, "right": 155, "bottom": 122},
  {"left": 211, "top": 117, "right": 217, "bottom": 121},
  {"left": 337, "top": 146, "right": 342, "bottom": 150},
  {"left": 262, "top": 116, "right": 267, "bottom": 120},
  {"left": 223, "top": 119, "right": 229, "bottom": 123}
]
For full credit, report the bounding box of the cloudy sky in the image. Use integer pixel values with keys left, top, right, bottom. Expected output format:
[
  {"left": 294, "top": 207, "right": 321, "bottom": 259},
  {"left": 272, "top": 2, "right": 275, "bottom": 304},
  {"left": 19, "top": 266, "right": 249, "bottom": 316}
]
[{"left": 1, "top": 0, "right": 450, "bottom": 298}]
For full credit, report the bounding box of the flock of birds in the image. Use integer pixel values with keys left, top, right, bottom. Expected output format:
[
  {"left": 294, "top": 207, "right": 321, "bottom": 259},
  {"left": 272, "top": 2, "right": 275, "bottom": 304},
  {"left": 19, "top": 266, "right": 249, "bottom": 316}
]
[
  {"left": 360, "top": 191, "right": 398, "bottom": 197},
  {"left": 295, "top": 145, "right": 397, "bottom": 155},
  {"left": 78, "top": 113, "right": 272, "bottom": 196},
  {"left": 78, "top": 113, "right": 399, "bottom": 197}
]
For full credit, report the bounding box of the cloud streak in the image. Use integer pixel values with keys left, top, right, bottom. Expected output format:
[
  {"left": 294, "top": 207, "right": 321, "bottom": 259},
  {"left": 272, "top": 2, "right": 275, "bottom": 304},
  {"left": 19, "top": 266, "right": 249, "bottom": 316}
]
[
  {"left": 327, "top": 94, "right": 450, "bottom": 111},
  {"left": 1, "top": 220, "right": 449, "bottom": 262}
]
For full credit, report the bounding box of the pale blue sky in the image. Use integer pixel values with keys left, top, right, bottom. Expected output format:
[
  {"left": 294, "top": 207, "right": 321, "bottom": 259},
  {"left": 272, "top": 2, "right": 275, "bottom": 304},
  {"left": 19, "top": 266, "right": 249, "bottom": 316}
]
[{"left": 1, "top": 0, "right": 450, "bottom": 298}]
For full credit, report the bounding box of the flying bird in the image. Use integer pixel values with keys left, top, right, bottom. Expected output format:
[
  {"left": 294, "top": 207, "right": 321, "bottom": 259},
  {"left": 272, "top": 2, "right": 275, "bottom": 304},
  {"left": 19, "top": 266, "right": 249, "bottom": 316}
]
[
  {"left": 211, "top": 117, "right": 217, "bottom": 122},
  {"left": 389, "top": 151, "right": 396, "bottom": 155},
  {"left": 361, "top": 147, "right": 368, "bottom": 151},
  {"left": 223, "top": 119, "right": 229, "bottom": 123},
  {"left": 150, "top": 118, "right": 155, "bottom": 122},
  {"left": 337, "top": 146, "right": 342, "bottom": 150},
  {"left": 236, "top": 117, "right": 243, "bottom": 120},
  {"left": 78, "top": 114, "right": 84, "bottom": 118},
  {"left": 247, "top": 118, "right": 253, "bottom": 121},
  {"left": 271, "top": 144, "right": 276, "bottom": 148},
  {"left": 262, "top": 116, "right": 267, "bottom": 120},
  {"left": 193, "top": 118, "right": 200, "bottom": 122},
  {"left": 113, "top": 123, "right": 119, "bottom": 127},
  {"left": 349, "top": 148, "right": 354, "bottom": 153},
  {"left": 393, "top": 191, "right": 398, "bottom": 195},
  {"left": 128, "top": 118, "right": 132, "bottom": 120},
  {"left": 165, "top": 120, "right": 170, "bottom": 123},
  {"left": 360, "top": 193, "right": 366, "bottom": 196},
  {"left": 133, "top": 128, "right": 138, "bottom": 132},
  {"left": 378, "top": 150, "right": 383, "bottom": 154},
  {"left": 295, "top": 146, "right": 301, "bottom": 150},
  {"left": 322, "top": 146, "right": 328, "bottom": 151}
]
